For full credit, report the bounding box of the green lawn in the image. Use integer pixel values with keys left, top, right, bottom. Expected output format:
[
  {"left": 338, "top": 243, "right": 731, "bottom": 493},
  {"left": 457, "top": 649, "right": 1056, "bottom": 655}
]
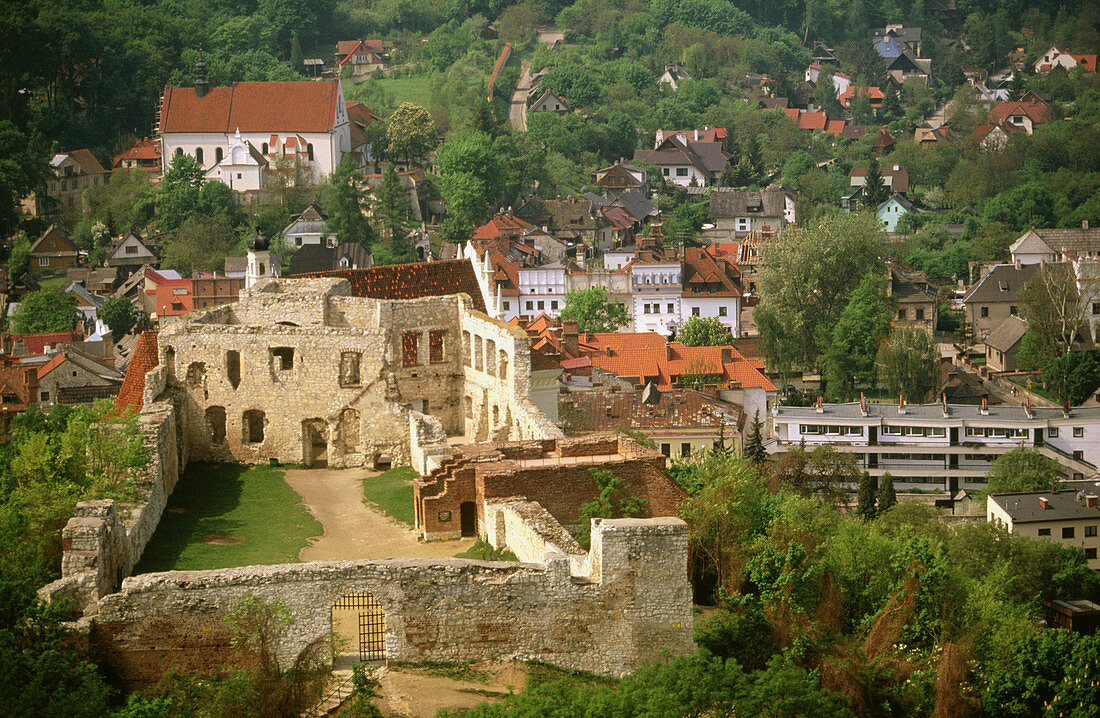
[
  {"left": 36, "top": 274, "right": 67, "bottom": 290},
  {"left": 349, "top": 74, "right": 436, "bottom": 109},
  {"left": 135, "top": 462, "right": 321, "bottom": 573},
  {"left": 362, "top": 466, "right": 418, "bottom": 527}
]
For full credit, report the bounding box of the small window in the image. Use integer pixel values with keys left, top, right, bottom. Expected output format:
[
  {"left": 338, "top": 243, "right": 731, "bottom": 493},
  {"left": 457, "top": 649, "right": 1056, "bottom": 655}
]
[
  {"left": 667, "top": 303, "right": 674, "bottom": 314},
  {"left": 226, "top": 350, "right": 241, "bottom": 389},
  {"left": 676, "top": 168, "right": 688, "bottom": 177},
  {"left": 525, "top": 301, "right": 533, "bottom": 311},
  {"left": 692, "top": 307, "right": 700, "bottom": 316},
  {"left": 195, "top": 147, "right": 203, "bottom": 165},
  {"left": 1074, "top": 450, "right": 1084, "bottom": 460},
  {"left": 1086, "top": 548, "right": 1097, "bottom": 560},
  {"left": 537, "top": 300, "right": 544, "bottom": 310},
  {"left": 39, "top": 257, "right": 49, "bottom": 267},
  {"left": 429, "top": 331, "right": 445, "bottom": 363},
  {"left": 262, "top": 142, "right": 268, "bottom": 154},
  {"left": 243, "top": 410, "right": 265, "bottom": 444},
  {"left": 125, "top": 244, "right": 138, "bottom": 254},
  {"left": 898, "top": 309, "right": 907, "bottom": 320},
  {"left": 681, "top": 442, "right": 691, "bottom": 457},
  {"left": 402, "top": 331, "right": 419, "bottom": 367},
  {"left": 980, "top": 306, "right": 989, "bottom": 318},
  {"left": 1062, "top": 527, "right": 1075, "bottom": 539},
  {"left": 40, "top": 391, "right": 50, "bottom": 402},
  {"left": 215, "top": 147, "right": 223, "bottom": 163},
  {"left": 1073, "top": 427, "right": 1084, "bottom": 437},
  {"left": 718, "top": 306, "right": 727, "bottom": 317},
  {"left": 916, "top": 309, "right": 925, "bottom": 320},
  {"left": 661, "top": 443, "right": 671, "bottom": 457},
  {"left": 551, "top": 300, "right": 558, "bottom": 310},
  {"left": 271, "top": 347, "right": 294, "bottom": 371},
  {"left": 1085, "top": 525, "right": 1097, "bottom": 537},
  {"left": 1038, "top": 528, "right": 1051, "bottom": 536},
  {"left": 339, "top": 352, "right": 362, "bottom": 385},
  {"left": 502, "top": 301, "right": 510, "bottom": 311},
  {"left": 1049, "top": 427, "right": 1059, "bottom": 438}
]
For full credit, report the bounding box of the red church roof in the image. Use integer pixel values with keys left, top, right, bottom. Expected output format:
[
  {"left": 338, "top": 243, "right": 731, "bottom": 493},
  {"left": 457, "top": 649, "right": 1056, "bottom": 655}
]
[{"left": 160, "top": 81, "right": 342, "bottom": 134}]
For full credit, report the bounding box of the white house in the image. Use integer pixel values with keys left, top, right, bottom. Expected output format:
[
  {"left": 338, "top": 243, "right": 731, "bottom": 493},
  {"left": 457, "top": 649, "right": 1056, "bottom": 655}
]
[
  {"left": 1033, "top": 44, "right": 1098, "bottom": 74},
  {"left": 281, "top": 203, "right": 336, "bottom": 248},
  {"left": 803, "top": 64, "right": 851, "bottom": 98},
  {"left": 517, "top": 264, "right": 568, "bottom": 318},
  {"left": 203, "top": 129, "right": 268, "bottom": 191},
  {"left": 159, "top": 73, "right": 351, "bottom": 184}
]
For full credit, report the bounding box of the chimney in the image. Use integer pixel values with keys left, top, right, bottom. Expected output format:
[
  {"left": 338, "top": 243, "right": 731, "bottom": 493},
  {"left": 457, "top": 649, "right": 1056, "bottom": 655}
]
[
  {"left": 721, "top": 347, "right": 732, "bottom": 363},
  {"left": 815, "top": 395, "right": 824, "bottom": 414},
  {"left": 1039, "top": 496, "right": 1049, "bottom": 510},
  {"left": 942, "top": 392, "right": 949, "bottom": 418},
  {"left": 980, "top": 396, "right": 989, "bottom": 415},
  {"left": 562, "top": 321, "right": 579, "bottom": 357},
  {"left": 1084, "top": 220, "right": 1090, "bottom": 230},
  {"left": 195, "top": 56, "right": 209, "bottom": 99},
  {"left": 694, "top": 129, "right": 699, "bottom": 141},
  {"left": 860, "top": 392, "right": 868, "bottom": 417},
  {"left": 1063, "top": 400, "right": 1071, "bottom": 418},
  {"left": 898, "top": 394, "right": 906, "bottom": 414},
  {"left": 1024, "top": 396, "right": 1033, "bottom": 419},
  {"left": 665, "top": 341, "right": 672, "bottom": 361},
  {"left": 1086, "top": 494, "right": 1098, "bottom": 509}
]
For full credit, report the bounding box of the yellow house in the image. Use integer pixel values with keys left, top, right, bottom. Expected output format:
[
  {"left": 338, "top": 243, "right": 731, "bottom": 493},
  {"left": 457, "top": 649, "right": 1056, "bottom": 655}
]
[{"left": 987, "top": 491, "right": 1100, "bottom": 569}]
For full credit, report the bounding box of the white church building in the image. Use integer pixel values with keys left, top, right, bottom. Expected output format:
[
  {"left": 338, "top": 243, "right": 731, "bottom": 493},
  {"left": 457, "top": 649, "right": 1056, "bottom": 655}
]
[{"left": 158, "top": 67, "right": 351, "bottom": 186}]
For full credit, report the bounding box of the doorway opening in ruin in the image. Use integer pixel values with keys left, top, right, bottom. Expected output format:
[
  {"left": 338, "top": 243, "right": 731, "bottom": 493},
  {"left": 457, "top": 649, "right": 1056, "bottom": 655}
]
[
  {"left": 372, "top": 453, "right": 393, "bottom": 471},
  {"left": 460, "top": 501, "right": 477, "bottom": 537},
  {"left": 302, "top": 419, "right": 328, "bottom": 468},
  {"left": 331, "top": 592, "right": 386, "bottom": 663}
]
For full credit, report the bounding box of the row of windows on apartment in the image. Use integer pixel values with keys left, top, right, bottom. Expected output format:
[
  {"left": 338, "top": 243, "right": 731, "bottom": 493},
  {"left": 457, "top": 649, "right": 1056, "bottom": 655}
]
[
  {"left": 460, "top": 331, "right": 509, "bottom": 379},
  {"left": 660, "top": 442, "right": 706, "bottom": 457},
  {"left": 634, "top": 275, "right": 680, "bottom": 285},
  {"left": 510, "top": 299, "right": 559, "bottom": 313},
  {"left": 800, "top": 425, "right": 1086, "bottom": 439},
  {"left": 173, "top": 143, "right": 315, "bottom": 165},
  {"left": 1037, "top": 526, "right": 1098, "bottom": 542},
  {"left": 51, "top": 176, "right": 100, "bottom": 192}
]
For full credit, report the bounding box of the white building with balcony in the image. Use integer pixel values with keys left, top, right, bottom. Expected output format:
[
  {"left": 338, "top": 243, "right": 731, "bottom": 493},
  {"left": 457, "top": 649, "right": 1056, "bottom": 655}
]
[{"left": 769, "top": 399, "right": 1100, "bottom": 493}]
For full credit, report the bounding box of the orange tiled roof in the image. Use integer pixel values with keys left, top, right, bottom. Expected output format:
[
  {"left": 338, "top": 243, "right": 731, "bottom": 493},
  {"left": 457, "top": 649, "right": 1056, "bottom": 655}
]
[
  {"left": 291, "top": 259, "right": 487, "bottom": 312},
  {"left": 989, "top": 101, "right": 1052, "bottom": 125},
  {"left": 112, "top": 137, "right": 161, "bottom": 168},
  {"left": 160, "top": 81, "right": 342, "bottom": 133},
  {"left": 115, "top": 331, "right": 158, "bottom": 414},
  {"left": 472, "top": 212, "right": 534, "bottom": 241}
]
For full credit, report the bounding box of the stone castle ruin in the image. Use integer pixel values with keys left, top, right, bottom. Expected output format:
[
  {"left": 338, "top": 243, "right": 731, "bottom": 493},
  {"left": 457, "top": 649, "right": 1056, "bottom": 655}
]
[{"left": 40, "top": 269, "right": 694, "bottom": 685}]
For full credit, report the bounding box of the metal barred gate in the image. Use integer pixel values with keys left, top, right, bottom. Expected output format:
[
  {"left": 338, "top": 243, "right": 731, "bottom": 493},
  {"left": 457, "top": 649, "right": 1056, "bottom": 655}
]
[{"left": 333, "top": 593, "right": 386, "bottom": 661}]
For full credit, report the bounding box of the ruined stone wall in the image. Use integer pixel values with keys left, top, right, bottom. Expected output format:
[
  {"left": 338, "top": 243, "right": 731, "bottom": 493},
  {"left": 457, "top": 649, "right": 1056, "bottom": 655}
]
[
  {"left": 90, "top": 518, "right": 693, "bottom": 690},
  {"left": 459, "top": 312, "right": 563, "bottom": 442},
  {"left": 39, "top": 394, "right": 183, "bottom": 614},
  {"left": 483, "top": 499, "right": 585, "bottom": 563},
  {"left": 161, "top": 280, "right": 559, "bottom": 470}
]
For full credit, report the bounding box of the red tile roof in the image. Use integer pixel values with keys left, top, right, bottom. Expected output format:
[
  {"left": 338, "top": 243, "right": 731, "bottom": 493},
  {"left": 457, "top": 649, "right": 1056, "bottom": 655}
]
[
  {"left": 112, "top": 137, "right": 161, "bottom": 169},
  {"left": 1072, "top": 54, "right": 1097, "bottom": 72},
  {"left": 291, "top": 259, "right": 487, "bottom": 312},
  {"left": 472, "top": 212, "right": 534, "bottom": 241},
  {"left": 988, "top": 101, "right": 1052, "bottom": 125},
  {"left": 839, "top": 86, "right": 884, "bottom": 107},
  {"left": 5, "top": 332, "right": 84, "bottom": 357},
  {"left": 115, "top": 331, "right": 158, "bottom": 414},
  {"left": 160, "top": 81, "right": 342, "bottom": 133},
  {"left": 155, "top": 281, "right": 196, "bottom": 316}
]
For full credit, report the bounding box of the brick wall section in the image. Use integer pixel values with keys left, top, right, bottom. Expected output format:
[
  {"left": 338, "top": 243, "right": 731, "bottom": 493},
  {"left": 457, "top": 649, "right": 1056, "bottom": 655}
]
[
  {"left": 89, "top": 517, "right": 693, "bottom": 690},
  {"left": 415, "top": 435, "right": 687, "bottom": 541}
]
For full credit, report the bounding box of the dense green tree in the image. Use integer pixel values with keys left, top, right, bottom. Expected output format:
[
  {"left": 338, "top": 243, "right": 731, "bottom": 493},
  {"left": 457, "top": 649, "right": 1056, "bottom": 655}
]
[
  {"left": 985, "top": 448, "right": 1062, "bottom": 496},
  {"left": 157, "top": 154, "right": 206, "bottom": 233},
  {"left": 99, "top": 295, "right": 138, "bottom": 338},
  {"left": 0, "top": 122, "right": 39, "bottom": 234},
  {"left": 876, "top": 328, "right": 938, "bottom": 403},
  {"left": 374, "top": 163, "right": 409, "bottom": 245},
  {"left": 575, "top": 468, "right": 648, "bottom": 549},
  {"left": 162, "top": 215, "right": 238, "bottom": 276},
  {"left": 9, "top": 237, "right": 30, "bottom": 280},
  {"left": 856, "top": 472, "right": 877, "bottom": 521},
  {"left": 743, "top": 410, "right": 768, "bottom": 465},
  {"left": 679, "top": 316, "right": 735, "bottom": 346},
  {"left": 823, "top": 274, "right": 895, "bottom": 401},
  {"left": 862, "top": 156, "right": 889, "bottom": 207},
  {"left": 876, "top": 472, "right": 896, "bottom": 513},
  {"left": 435, "top": 131, "right": 505, "bottom": 233},
  {"left": 755, "top": 213, "right": 886, "bottom": 376},
  {"left": 322, "top": 154, "right": 375, "bottom": 246},
  {"left": 1041, "top": 352, "right": 1100, "bottom": 406},
  {"left": 11, "top": 290, "right": 82, "bottom": 334},
  {"left": 386, "top": 103, "right": 439, "bottom": 164},
  {"left": 560, "top": 287, "right": 628, "bottom": 332}
]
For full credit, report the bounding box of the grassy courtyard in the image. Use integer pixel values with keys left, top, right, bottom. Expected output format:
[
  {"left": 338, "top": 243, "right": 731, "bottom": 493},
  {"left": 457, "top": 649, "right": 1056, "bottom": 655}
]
[
  {"left": 135, "top": 462, "right": 321, "bottom": 573},
  {"left": 362, "top": 466, "right": 418, "bottom": 527}
]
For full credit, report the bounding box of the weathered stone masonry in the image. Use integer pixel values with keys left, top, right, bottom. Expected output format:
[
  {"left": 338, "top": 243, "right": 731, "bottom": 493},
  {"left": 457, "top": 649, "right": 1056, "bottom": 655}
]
[{"left": 92, "top": 518, "right": 693, "bottom": 689}]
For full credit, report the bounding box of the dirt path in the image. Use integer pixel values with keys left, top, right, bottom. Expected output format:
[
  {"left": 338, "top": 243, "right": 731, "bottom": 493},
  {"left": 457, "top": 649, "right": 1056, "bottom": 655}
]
[
  {"left": 284, "top": 468, "right": 474, "bottom": 561},
  {"left": 373, "top": 661, "right": 528, "bottom": 718},
  {"left": 508, "top": 59, "right": 531, "bottom": 132}
]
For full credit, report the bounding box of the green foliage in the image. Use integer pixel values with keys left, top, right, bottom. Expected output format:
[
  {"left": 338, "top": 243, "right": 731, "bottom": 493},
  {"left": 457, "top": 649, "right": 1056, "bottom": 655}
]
[
  {"left": 386, "top": 102, "right": 439, "bottom": 163},
  {"left": 823, "top": 274, "right": 895, "bottom": 401},
  {"left": 322, "top": 154, "right": 375, "bottom": 247},
  {"left": 362, "top": 466, "right": 418, "bottom": 528},
  {"left": 454, "top": 539, "right": 518, "bottom": 562},
  {"left": 856, "top": 472, "right": 877, "bottom": 522},
  {"left": 661, "top": 201, "right": 709, "bottom": 244},
  {"left": 99, "top": 296, "right": 138, "bottom": 338},
  {"left": 985, "top": 448, "right": 1062, "bottom": 496},
  {"left": 9, "top": 237, "right": 29, "bottom": 280},
  {"left": 575, "top": 469, "right": 648, "bottom": 549},
  {"left": 435, "top": 130, "right": 505, "bottom": 234},
  {"left": 560, "top": 287, "right": 628, "bottom": 332},
  {"left": 678, "top": 316, "right": 734, "bottom": 346},
  {"left": 876, "top": 328, "right": 939, "bottom": 403},
  {"left": 742, "top": 410, "right": 768, "bottom": 465},
  {"left": 983, "top": 631, "right": 1100, "bottom": 718},
  {"left": 1041, "top": 351, "right": 1100, "bottom": 406},
  {"left": 11, "top": 289, "right": 82, "bottom": 334},
  {"left": 877, "top": 472, "right": 896, "bottom": 513},
  {"left": 162, "top": 214, "right": 239, "bottom": 276},
  {"left": 0, "top": 122, "right": 40, "bottom": 234},
  {"left": 372, "top": 164, "right": 413, "bottom": 264},
  {"left": 755, "top": 213, "right": 885, "bottom": 375}
]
